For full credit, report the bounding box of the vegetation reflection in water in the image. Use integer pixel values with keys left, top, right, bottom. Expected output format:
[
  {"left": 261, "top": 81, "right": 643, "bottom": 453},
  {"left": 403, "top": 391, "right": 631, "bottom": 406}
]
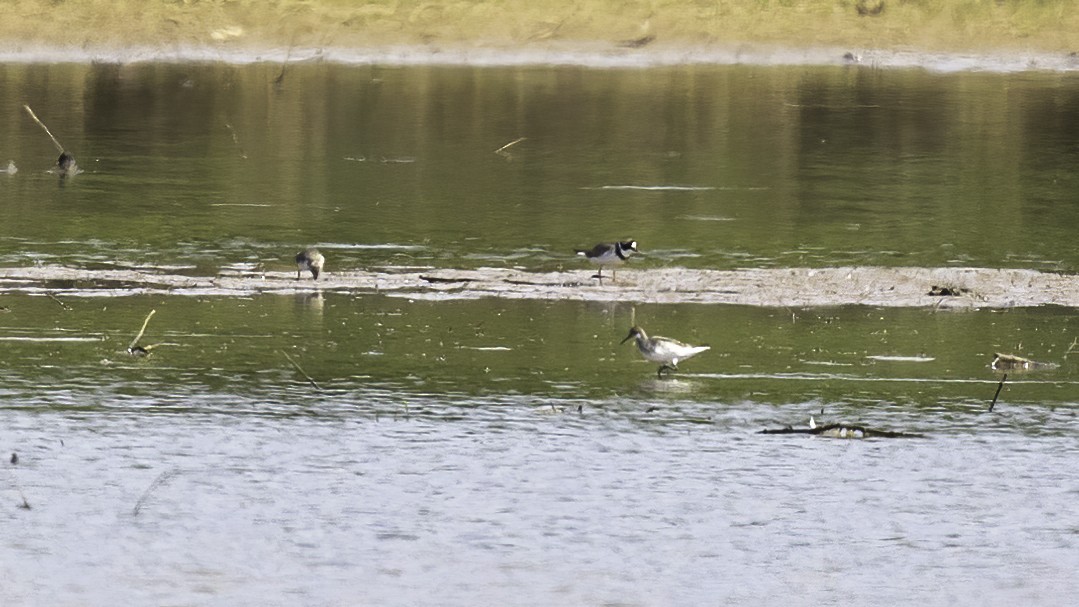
[
  {"left": 3, "top": 60, "right": 1079, "bottom": 607},
  {"left": 0, "top": 60, "right": 1076, "bottom": 425},
  {"left": 2, "top": 62, "right": 1079, "bottom": 274}
]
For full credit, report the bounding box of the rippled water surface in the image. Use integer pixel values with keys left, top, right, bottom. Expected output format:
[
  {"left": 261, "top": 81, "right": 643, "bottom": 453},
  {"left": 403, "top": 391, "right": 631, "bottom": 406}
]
[{"left": 1, "top": 60, "right": 1078, "bottom": 605}]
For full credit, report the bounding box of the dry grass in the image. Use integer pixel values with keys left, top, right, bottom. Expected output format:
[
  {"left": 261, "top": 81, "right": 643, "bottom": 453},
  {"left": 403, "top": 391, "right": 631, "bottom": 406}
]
[{"left": 2, "top": 1, "right": 1079, "bottom": 53}]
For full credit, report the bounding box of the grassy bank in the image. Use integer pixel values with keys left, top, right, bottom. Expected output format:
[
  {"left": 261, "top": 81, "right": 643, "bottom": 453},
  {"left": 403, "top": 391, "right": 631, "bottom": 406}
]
[{"left": 2, "top": 0, "right": 1079, "bottom": 54}]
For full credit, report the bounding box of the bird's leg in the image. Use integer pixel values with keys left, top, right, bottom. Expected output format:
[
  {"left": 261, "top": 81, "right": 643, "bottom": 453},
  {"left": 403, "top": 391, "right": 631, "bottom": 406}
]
[
  {"left": 657, "top": 364, "right": 673, "bottom": 378},
  {"left": 296, "top": 269, "right": 301, "bottom": 281},
  {"left": 591, "top": 267, "right": 604, "bottom": 282}
]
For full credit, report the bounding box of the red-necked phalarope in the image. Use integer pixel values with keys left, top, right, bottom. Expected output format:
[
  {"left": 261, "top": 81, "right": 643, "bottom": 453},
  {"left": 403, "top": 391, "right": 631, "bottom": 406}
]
[{"left": 621, "top": 325, "right": 710, "bottom": 378}]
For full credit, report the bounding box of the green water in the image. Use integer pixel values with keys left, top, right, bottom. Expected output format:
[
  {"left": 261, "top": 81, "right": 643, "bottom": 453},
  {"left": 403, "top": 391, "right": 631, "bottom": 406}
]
[
  {"left": 1, "top": 61, "right": 1077, "bottom": 605},
  {"left": 3, "top": 63, "right": 1078, "bottom": 272},
  {"left": 1, "top": 292, "right": 1074, "bottom": 409}
]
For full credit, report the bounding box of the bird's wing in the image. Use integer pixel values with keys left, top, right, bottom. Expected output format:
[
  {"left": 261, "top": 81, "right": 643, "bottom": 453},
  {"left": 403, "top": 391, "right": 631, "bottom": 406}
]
[{"left": 577, "top": 243, "right": 610, "bottom": 257}]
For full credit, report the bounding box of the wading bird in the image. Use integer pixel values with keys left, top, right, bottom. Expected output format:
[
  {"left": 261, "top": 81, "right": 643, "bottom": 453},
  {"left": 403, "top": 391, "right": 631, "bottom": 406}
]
[
  {"left": 295, "top": 247, "right": 325, "bottom": 280},
  {"left": 575, "top": 240, "right": 637, "bottom": 282},
  {"left": 621, "top": 325, "right": 710, "bottom": 378}
]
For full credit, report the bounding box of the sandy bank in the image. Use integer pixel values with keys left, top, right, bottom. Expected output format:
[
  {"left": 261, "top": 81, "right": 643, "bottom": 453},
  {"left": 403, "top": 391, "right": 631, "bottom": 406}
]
[
  {"left": 3, "top": 265, "right": 1077, "bottom": 308},
  {"left": 4, "top": 42, "right": 1079, "bottom": 73},
  {"left": 2, "top": 1, "right": 1079, "bottom": 71}
]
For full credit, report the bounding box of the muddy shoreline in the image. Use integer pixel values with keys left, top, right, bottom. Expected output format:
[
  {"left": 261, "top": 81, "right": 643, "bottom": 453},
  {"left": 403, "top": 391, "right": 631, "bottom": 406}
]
[
  {"left": 3, "top": 265, "right": 1077, "bottom": 308},
  {"left": 4, "top": 0, "right": 1079, "bottom": 72},
  {"left": 2, "top": 43, "right": 1079, "bottom": 73}
]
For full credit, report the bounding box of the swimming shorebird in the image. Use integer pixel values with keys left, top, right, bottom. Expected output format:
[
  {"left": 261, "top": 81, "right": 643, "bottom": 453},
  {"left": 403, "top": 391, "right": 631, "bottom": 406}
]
[
  {"left": 621, "top": 326, "right": 710, "bottom": 378},
  {"left": 575, "top": 240, "right": 637, "bottom": 282},
  {"left": 295, "top": 247, "right": 325, "bottom": 280}
]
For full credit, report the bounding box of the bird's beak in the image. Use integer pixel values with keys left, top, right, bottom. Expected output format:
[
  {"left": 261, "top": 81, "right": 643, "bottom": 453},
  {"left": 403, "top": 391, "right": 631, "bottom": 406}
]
[
  {"left": 620, "top": 332, "right": 634, "bottom": 345},
  {"left": 311, "top": 268, "right": 320, "bottom": 280}
]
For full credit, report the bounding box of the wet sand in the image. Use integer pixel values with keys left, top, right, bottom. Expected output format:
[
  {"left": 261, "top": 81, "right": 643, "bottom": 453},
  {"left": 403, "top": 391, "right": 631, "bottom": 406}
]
[{"left": 3, "top": 265, "right": 1077, "bottom": 308}]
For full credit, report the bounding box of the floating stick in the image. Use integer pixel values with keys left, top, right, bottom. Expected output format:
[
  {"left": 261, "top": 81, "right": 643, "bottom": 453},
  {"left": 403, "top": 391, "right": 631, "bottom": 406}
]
[
  {"left": 4, "top": 467, "right": 32, "bottom": 510},
  {"left": 23, "top": 104, "right": 65, "bottom": 153},
  {"left": 128, "top": 309, "right": 156, "bottom": 351},
  {"left": 132, "top": 469, "right": 179, "bottom": 516},
  {"left": 16, "top": 487, "right": 30, "bottom": 510},
  {"left": 494, "top": 137, "right": 527, "bottom": 157},
  {"left": 224, "top": 122, "right": 248, "bottom": 159},
  {"left": 989, "top": 373, "right": 1007, "bottom": 412},
  {"left": 45, "top": 292, "right": 71, "bottom": 310},
  {"left": 274, "top": 44, "right": 293, "bottom": 86},
  {"left": 281, "top": 349, "right": 321, "bottom": 390}
]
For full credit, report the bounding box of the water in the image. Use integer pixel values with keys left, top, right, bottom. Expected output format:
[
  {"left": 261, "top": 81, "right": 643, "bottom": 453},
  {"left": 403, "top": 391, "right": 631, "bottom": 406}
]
[{"left": 1, "top": 60, "right": 1078, "bottom": 605}]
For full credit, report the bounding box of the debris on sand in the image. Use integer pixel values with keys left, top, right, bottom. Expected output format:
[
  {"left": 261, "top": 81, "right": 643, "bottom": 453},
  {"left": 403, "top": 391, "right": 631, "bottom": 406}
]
[
  {"left": 990, "top": 352, "right": 1059, "bottom": 372},
  {"left": 2, "top": 265, "right": 1079, "bottom": 308}
]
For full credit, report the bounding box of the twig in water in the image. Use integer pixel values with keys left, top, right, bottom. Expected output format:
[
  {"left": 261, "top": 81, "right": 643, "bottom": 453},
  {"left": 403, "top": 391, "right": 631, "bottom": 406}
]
[
  {"left": 495, "top": 137, "right": 527, "bottom": 158},
  {"left": 281, "top": 349, "right": 321, "bottom": 390},
  {"left": 127, "top": 309, "right": 156, "bottom": 353},
  {"left": 274, "top": 44, "right": 294, "bottom": 87},
  {"left": 1065, "top": 337, "right": 1078, "bottom": 360},
  {"left": 24, "top": 105, "right": 78, "bottom": 174},
  {"left": 23, "top": 104, "right": 65, "bottom": 152},
  {"left": 989, "top": 373, "right": 1008, "bottom": 412},
  {"left": 46, "top": 292, "right": 71, "bottom": 310},
  {"left": 132, "top": 469, "right": 179, "bottom": 516},
  {"left": 224, "top": 122, "right": 248, "bottom": 159},
  {"left": 4, "top": 467, "right": 32, "bottom": 509}
]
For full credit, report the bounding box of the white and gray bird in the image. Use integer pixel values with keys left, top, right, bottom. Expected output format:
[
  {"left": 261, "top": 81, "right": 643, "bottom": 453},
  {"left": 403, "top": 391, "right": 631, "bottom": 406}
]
[
  {"left": 575, "top": 240, "right": 638, "bottom": 282},
  {"left": 295, "top": 247, "right": 325, "bottom": 280},
  {"left": 621, "top": 325, "right": 710, "bottom": 378}
]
